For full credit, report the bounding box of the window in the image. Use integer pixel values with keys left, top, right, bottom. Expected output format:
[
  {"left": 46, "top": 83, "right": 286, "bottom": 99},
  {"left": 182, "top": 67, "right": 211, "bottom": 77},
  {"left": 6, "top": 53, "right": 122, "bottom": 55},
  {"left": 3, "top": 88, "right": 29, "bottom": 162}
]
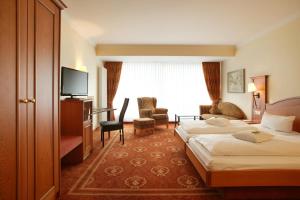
[{"left": 113, "top": 62, "right": 211, "bottom": 121}]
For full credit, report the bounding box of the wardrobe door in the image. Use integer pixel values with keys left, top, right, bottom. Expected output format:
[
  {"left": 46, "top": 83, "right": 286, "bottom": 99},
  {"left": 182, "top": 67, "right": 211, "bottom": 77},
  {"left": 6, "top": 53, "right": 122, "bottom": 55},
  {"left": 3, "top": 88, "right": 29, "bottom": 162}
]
[
  {"left": 27, "top": 0, "right": 35, "bottom": 199},
  {"left": 34, "top": 0, "right": 60, "bottom": 199},
  {"left": 0, "top": 0, "right": 17, "bottom": 199}
]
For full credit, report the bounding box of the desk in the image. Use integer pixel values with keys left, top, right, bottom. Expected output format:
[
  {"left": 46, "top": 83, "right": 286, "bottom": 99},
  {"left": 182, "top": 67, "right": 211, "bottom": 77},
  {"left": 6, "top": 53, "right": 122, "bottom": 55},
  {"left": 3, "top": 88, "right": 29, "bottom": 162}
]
[
  {"left": 174, "top": 114, "right": 203, "bottom": 128},
  {"left": 92, "top": 108, "right": 116, "bottom": 121}
]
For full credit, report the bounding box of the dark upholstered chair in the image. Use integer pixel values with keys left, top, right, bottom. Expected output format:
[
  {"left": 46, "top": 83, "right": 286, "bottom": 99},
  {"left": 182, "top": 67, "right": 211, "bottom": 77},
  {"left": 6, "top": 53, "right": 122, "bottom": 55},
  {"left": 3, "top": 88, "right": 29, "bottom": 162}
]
[
  {"left": 137, "top": 97, "right": 169, "bottom": 128},
  {"left": 99, "top": 98, "right": 129, "bottom": 147}
]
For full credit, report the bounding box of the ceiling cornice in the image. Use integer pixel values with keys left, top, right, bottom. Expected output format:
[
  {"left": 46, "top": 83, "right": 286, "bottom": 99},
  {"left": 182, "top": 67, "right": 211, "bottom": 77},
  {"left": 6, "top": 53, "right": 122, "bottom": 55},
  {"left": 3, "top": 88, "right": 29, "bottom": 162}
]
[{"left": 95, "top": 44, "right": 236, "bottom": 57}]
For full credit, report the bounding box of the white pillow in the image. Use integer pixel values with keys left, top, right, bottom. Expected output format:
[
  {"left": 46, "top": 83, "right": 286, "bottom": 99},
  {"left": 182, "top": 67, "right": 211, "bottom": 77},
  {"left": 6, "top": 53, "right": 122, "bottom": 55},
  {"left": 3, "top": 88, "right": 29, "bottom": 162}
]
[
  {"left": 205, "top": 117, "right": 230, "bottom": 127},
  {"left": 261, "top": 112, "right": 295, "bottom": 133},
  {"left": 232, "top": 131, "right": 273, "bottom": 143}
]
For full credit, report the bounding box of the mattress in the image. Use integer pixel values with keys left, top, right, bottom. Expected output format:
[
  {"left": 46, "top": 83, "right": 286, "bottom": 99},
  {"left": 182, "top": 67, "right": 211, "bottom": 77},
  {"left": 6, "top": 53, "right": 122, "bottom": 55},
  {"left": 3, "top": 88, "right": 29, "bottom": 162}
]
[
  {"left": 188, "top": 126, "right": 300, "bottom": 170},
  {"left": 175, "top": 123, "right": 255, "bottom": 142},
  {"left": 193, "top": 133, "right": 300, "bottom": 156},
  {"left": 180, "top": 120, "right": 256, "bottom": 134},
  {"left": 175, "top": 126, "right": 192, "bottom": 142}
]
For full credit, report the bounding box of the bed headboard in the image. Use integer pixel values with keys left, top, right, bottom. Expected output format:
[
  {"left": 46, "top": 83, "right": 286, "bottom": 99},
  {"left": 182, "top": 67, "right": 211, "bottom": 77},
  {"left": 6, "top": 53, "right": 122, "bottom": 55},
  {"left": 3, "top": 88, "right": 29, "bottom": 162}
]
[{"left": 265, "top": 97, "right": 300, "bottom": 132}]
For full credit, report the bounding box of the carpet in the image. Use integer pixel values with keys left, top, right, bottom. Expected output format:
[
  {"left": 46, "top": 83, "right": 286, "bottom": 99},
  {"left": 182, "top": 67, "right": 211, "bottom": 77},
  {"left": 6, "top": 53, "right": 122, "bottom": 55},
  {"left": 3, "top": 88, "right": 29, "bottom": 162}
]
[{"left": 60, "top": 125, "right": 222, "bottom": 200}]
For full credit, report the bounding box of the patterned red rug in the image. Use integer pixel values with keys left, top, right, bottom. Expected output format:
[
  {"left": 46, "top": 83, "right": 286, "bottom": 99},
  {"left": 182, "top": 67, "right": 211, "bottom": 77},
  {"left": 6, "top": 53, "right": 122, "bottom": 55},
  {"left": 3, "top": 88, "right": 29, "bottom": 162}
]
[{"left": 60, "top": 125, "right": 222, "bottom": 200}]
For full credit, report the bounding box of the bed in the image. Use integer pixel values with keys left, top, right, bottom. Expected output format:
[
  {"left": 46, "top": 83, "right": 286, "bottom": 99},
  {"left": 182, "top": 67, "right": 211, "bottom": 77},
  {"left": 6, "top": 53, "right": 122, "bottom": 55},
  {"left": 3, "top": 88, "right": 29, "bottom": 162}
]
[
  {"left": 174, "top": 119, "right": 257, "bottom": 150},
  {"left": 185, "top": 97, "right": 300, "bottom": 187}
]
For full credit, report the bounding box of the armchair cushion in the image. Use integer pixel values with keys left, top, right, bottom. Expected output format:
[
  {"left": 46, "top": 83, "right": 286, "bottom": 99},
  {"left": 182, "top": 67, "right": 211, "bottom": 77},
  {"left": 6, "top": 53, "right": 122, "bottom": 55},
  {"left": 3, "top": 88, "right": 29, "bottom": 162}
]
[
  {"left": 139, "top": 109, "right": 153, "bottom": 118},
  {"left": 218, "top": 102, "right": 246, "bottom": 119},
  {"left": 152, "top": 114, "right": 168, "bottom": 120},
  {"left": 154, "top": 108, "right": 168, "bottom": 114},
  {"left": 209, "top": 104, "right": 221, "bottom": 114}
]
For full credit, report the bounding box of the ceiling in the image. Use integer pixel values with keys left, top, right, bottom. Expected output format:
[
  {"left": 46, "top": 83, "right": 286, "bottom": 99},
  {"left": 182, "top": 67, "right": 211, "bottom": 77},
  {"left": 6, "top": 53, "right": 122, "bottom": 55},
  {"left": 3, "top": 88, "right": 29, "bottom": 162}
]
[{"left": 63, "top": 0, "right": 300, "bottom": 46}]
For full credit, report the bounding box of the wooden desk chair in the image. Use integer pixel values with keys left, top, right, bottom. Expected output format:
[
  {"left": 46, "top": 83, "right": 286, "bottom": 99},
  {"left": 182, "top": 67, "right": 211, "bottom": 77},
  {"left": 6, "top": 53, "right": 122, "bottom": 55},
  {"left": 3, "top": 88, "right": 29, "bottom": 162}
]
[{"left": 99, "top": 98, "right": 129, "bottom": 147}]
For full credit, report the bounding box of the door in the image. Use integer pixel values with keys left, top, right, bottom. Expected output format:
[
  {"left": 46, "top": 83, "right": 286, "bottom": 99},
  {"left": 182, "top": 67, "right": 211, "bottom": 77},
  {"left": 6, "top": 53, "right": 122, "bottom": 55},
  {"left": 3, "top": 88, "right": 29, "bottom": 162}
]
[
  {"left": 0, "top": 0, "right": 17, "bottom": 199},
  {"left": 1, "top": 0, "right": 63, "bottom": 199},
  {"left": 34, "top": 0, "right": 60, "bottom": 199}
]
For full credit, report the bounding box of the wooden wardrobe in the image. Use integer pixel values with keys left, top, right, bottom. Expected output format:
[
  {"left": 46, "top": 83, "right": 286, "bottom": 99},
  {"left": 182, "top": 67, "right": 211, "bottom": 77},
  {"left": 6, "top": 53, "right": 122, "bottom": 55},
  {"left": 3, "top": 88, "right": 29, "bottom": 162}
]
[{"left": 0, "top": 0, "right": 66, "bottom": 199}]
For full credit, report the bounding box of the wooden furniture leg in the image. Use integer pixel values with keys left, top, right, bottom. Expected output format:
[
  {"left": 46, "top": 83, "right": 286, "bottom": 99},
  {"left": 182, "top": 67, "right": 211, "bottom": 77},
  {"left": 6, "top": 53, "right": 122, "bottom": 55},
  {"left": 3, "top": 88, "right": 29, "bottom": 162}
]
[
  {"left": 101, "top": 129, "right": 104, "bottom": 147},
  {"left": 122, "top": 129, "right": 125, "bottom": 144}
]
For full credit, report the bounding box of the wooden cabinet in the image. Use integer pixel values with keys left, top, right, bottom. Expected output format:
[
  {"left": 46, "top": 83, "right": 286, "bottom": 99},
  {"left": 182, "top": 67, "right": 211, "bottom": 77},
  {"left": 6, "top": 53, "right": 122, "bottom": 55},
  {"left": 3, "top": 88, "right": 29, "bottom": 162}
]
[
  {"left": 83, "top": 122, "right": 93, "bottom": 158},
  {"left": 0, "top": 0, "right": 65, "bottom": 199},
  {"left": 61, "top": 99, "right": 94, "bottom": 163},
  {"left": 0, "top": 1, "right": 18, "bottom": 199}
]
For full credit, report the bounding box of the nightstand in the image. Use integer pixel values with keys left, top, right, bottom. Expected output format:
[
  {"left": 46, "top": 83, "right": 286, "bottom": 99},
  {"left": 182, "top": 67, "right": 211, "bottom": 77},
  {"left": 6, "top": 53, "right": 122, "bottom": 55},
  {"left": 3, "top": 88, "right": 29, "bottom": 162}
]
[{"left": 243, "top": 120, "right": 260, "bottom": 124}]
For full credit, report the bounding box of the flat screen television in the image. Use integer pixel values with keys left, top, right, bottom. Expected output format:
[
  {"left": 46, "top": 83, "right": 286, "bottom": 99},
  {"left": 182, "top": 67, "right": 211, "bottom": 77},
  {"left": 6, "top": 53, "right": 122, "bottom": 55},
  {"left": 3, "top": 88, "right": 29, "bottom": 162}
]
[{"left": 61, "top": 67, "right": 88, "bottom": 97}]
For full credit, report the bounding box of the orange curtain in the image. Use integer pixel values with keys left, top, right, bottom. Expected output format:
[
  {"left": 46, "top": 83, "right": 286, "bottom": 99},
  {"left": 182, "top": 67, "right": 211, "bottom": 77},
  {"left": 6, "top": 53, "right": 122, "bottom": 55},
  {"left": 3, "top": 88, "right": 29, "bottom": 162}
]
[
  {"left": 202, "top": 62, "right": 221, "bottom": 105},
  {"left": 104, "top": 62, "right": 123, "bottom": 120}
]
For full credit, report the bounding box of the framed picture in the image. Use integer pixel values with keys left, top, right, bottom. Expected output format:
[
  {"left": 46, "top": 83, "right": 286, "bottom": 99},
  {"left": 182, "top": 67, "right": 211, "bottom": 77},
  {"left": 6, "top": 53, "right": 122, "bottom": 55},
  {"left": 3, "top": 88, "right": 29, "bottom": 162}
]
[{"left": 227, "top": 69, "right": 245, "bottom": 93}]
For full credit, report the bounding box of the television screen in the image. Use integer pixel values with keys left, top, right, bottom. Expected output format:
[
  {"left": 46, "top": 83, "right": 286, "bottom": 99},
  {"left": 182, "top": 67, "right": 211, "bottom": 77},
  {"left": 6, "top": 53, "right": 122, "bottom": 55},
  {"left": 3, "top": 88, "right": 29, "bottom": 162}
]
[{"left": 61, "top": 67, "right": 88, "bottom": 97}]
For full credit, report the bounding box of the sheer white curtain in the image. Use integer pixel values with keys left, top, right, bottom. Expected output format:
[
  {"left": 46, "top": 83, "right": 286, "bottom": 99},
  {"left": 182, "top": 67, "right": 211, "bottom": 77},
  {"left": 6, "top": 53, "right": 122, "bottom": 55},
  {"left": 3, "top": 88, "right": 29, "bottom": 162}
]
[{"left": 113, "top": 62, "right": 211, "bottom": 121}]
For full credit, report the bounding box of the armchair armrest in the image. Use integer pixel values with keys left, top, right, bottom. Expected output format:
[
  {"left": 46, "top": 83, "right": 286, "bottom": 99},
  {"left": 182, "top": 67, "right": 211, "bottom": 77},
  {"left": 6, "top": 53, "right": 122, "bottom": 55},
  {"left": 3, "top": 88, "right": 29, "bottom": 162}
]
[
  {"left": 140, "top": 109, "right": 153, "bottom": 118},
  {"left": 154, "top": 108, "right": 168, "bottom": 114},
  {"left": 199, "top": 105, "right": 212, "bottom": 115}
]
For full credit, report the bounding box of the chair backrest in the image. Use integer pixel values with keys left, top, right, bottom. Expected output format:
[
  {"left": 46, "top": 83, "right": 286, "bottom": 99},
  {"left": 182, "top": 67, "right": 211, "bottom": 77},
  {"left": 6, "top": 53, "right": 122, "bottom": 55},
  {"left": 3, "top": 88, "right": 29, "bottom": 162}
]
[
  {"left": 218, "top": 102, "right": 247, "bottom": 119},
  {"left": 119, "top": 98, "right": 129, "bottom": 122},
  {"left": 137, "top": 97, "right": 157, "bottom": 110},
  {"left": 137, "top": 97, "right": 157, "bottom": 117}
]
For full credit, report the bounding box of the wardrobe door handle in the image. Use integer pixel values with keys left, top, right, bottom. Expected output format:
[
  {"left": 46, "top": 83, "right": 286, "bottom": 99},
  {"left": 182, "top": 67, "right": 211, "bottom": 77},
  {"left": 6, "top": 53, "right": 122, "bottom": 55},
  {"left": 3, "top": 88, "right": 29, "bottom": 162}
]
[
  {"left": 20, "top": 99, "right": 29, "bottom": 103},
  {"left": 28, "top": 98, "right": 36, "bottom": 103}
]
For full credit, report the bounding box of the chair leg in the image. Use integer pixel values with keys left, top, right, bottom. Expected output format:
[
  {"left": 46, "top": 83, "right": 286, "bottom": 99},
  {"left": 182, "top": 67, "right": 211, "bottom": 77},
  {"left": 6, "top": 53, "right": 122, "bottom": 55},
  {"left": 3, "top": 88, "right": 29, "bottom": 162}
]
[
  {"left": 119, "top": 130, "right": 121, "bottom": 141},
  {"left": 101, "top": 130, "right": 104, "bottom": 147},
  {"left": 122, "top": 128, "right": 124, "bottom": 145},
  {"left": 134, "top": 128, "right": 136, "bottom": 135},
  {"left": 108, "top": 131, "right": 110, "bottom": 139},
  {"left": 166, "top": 123, "right": 169, "bottom": 129},
  {"left": 100, "top": 128, "right": 103, "bottom": 141}
]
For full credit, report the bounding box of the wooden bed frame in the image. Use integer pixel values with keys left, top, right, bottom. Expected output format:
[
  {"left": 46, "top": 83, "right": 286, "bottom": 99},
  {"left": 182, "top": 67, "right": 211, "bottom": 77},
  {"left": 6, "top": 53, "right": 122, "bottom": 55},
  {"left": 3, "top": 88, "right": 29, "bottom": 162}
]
[
  {"left": 181, "top": 97, "right": 300, "bottom": 187},
  {"left": 174, "top": 128, "right": 187, "bottom": 150}
]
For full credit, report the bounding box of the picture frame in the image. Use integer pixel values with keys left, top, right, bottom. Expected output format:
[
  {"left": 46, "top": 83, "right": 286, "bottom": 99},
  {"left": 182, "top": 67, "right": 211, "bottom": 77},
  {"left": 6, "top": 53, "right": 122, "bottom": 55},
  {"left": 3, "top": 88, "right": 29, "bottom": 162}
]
[{"left": 227, "top": 69, "right": 245, "bottom": 93}]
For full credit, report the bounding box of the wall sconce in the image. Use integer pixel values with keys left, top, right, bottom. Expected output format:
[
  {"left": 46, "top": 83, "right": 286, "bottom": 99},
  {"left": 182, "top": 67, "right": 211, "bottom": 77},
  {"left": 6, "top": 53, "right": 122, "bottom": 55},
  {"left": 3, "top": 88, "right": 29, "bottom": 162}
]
[
  {"left": 76, "top": 66, "right": 88, "bottom": 72},
  {"left": 248, "top": 82, "right": 260, "bottom": 108}
]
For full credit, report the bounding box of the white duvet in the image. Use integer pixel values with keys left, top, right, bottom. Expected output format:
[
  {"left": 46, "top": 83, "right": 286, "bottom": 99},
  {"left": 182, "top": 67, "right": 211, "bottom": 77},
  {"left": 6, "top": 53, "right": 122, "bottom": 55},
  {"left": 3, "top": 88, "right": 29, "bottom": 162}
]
[
  {"left": 194, "top": 133, "right": 300, "bottom": 156},
  {"left": 180, "top": 120, "right": 257, "bottom": 134}
]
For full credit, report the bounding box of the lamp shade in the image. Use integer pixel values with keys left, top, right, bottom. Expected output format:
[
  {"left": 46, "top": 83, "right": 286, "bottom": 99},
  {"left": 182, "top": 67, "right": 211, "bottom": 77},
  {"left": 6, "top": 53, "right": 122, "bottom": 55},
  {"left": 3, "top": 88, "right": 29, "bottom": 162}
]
[
  {"left": 248, "top": 82, "right": 257, "bottom": 92},
  {"left": 76, "top": 66, "right": 88, "bottom": 72}
]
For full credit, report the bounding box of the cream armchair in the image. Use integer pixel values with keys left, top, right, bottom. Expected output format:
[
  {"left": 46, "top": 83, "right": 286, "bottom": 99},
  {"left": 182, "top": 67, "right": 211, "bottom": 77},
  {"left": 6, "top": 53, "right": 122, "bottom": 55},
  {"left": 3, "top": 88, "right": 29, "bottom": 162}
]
[{"left": 137, "top": 97, "right": 169, "bottom": 128}]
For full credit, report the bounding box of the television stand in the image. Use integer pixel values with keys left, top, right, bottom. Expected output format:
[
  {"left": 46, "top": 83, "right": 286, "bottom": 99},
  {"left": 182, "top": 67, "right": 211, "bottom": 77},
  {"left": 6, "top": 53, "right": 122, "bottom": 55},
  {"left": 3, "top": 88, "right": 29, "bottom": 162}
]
[
  {"left": 65, "top": 97, "right": 81, "bottom": 100},
  {"left": 64, "top": 96, "right": 90, "bottom": 100},
  {"left": 60, "top": 98, "right": 93, "bottom": 164}
]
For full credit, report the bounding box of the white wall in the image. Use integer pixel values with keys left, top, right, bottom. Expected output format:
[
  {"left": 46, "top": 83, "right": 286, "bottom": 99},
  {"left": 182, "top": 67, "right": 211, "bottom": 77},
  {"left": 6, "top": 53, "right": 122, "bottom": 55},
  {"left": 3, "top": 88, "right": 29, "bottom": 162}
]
[
  {"left": 60, "top": 14, "right": 99, "bottom": 129},
  {"left": 222, "top": 17, "right": 300, "bottom": 119}
]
